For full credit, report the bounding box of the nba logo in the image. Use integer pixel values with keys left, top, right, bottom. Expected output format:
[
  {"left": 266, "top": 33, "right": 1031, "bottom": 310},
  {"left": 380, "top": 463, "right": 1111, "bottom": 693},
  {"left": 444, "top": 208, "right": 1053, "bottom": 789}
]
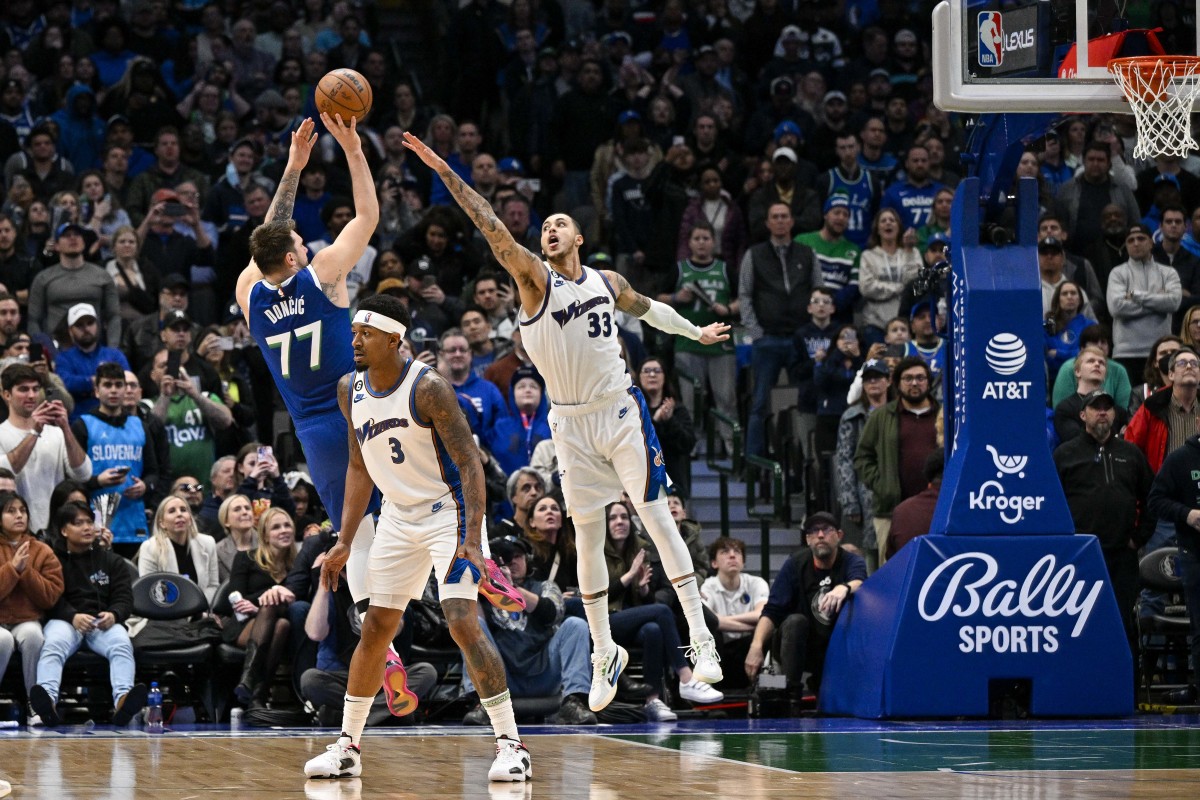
[{"left": 978, "top": 11, "right": 1003, "bottom": 67}]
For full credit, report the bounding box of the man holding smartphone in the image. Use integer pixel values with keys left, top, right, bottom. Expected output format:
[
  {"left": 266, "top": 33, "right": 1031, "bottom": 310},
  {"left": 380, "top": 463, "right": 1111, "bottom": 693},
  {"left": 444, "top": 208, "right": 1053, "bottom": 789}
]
[
  {"left": 71, "top": 362, "right": 156, "bottom": 544},
  {"left": 0, "top": 363, "right": 92, "bottom": 532}
]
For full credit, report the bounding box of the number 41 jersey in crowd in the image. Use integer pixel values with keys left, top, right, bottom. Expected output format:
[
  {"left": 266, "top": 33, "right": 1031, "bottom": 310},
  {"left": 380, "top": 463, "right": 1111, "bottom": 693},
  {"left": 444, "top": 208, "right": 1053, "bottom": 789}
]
[{"left": 248, "top": 265, "right": 356, "bottom": 421}]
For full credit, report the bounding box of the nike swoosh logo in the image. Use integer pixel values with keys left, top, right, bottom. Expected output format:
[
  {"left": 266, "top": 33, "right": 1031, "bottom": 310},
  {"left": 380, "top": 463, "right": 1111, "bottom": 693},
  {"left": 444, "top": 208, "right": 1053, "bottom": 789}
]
[{"left": 618, "top": 407, "right": 628, "bottom": 419}]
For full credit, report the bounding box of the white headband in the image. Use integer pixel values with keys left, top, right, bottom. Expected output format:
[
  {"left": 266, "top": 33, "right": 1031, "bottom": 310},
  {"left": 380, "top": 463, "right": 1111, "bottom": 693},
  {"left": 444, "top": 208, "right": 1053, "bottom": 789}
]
[{"left": 352, "top": 309, "right": 408, "bottom": 339}]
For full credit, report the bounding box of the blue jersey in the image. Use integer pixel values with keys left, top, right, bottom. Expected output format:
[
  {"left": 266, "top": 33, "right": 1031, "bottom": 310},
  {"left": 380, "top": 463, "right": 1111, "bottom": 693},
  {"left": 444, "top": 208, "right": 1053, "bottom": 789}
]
[
  {"left": 882, "top": 180, "right": 945, "bottom": 231},
  {"left": 83, "top": 414, "right": 147, "bottom": 544},
  {"left": 825, "top": 167, "right": 877, "bottom": 249},
  {"left": 248, "top": 266, "right": 355, "bottom": 421}
]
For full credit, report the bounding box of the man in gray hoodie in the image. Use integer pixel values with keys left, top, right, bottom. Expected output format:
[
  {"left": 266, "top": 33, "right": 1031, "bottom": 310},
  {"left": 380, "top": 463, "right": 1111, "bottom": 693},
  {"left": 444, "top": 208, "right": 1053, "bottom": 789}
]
[{"left": 1107, "top": 223, "right": 1182, "bottom": 379}]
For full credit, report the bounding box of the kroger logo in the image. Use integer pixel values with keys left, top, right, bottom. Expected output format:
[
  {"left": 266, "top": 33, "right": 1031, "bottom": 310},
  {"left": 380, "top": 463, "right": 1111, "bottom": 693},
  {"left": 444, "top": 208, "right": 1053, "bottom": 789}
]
[
  {"left": 985, "top": 332, "right": 1026, "bottom": 375},
  {"left": 968, "top": 445, "right": 1044, "bottom": 524}
]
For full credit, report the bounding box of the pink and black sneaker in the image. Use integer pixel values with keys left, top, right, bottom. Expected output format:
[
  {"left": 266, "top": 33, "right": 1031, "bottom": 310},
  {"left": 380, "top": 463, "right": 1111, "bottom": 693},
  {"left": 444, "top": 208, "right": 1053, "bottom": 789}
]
[
  {"left": 383, "top": 647, "right": 419, "bottom": 717},
  {"left": 479, "top": 559, "right": 526, "bottom": 613}
]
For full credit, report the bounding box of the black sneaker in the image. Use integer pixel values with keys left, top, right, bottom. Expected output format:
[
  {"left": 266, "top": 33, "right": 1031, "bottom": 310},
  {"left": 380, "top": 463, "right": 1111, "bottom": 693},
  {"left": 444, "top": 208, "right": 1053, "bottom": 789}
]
[
  {"left": 1166, "top": 685, "right": 1198, "bottom": 705},
  {"left": 29, "top": 685, "right": 61, "bottom": 727},
  {"left": 112, "top": 684, "right": 149, "bottom": 726},
  {"left": 462, "top": 703, "right": 489, "bottom": 726},
  {"left": 555, "top": 694, "right": 597, "bottom": 725}
]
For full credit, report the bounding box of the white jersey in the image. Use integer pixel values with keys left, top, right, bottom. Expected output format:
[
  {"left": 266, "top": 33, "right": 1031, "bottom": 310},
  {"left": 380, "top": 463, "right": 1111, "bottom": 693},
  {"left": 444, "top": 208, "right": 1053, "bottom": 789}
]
[
  {"left": 350, "top": 361, "right": 461, "bottom": 507},
  {"left": 518, "top": 264, "right": 631, "bottom": 405}
]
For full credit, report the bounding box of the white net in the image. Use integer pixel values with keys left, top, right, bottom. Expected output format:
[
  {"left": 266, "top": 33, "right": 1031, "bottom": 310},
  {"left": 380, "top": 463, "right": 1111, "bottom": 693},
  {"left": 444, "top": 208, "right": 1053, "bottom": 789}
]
[{"left": 1109, "top": 56, "right": 1200, "bottom": 159}]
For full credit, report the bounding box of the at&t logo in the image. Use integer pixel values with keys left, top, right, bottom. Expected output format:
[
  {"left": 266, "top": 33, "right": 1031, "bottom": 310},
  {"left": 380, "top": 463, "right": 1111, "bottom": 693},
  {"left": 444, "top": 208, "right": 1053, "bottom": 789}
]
[
  {"left": 978, "top": 11, "right": 1003, "bottom": 67},
  {"left": 983, "top": 332, "right": 1031, "bottom": 399}
]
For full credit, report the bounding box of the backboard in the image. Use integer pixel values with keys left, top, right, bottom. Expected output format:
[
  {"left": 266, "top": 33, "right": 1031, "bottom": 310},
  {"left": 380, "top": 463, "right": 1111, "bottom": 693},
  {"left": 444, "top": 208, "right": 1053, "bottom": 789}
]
[{"left": 933, "top": 0, "right": 1200, "bottom": 113}]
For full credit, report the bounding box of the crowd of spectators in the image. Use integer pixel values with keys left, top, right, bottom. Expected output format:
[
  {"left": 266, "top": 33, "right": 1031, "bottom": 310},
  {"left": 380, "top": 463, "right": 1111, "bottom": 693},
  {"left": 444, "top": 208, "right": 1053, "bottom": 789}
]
[{"left": 1, "top": 0, "right": 1198, "bottom": 722}]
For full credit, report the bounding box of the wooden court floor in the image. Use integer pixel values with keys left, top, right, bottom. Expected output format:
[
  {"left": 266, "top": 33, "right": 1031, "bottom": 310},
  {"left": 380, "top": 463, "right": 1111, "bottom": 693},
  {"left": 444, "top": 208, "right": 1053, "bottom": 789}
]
[{"left": 3, "top": 718, "right": 1200, "bottom": 799}]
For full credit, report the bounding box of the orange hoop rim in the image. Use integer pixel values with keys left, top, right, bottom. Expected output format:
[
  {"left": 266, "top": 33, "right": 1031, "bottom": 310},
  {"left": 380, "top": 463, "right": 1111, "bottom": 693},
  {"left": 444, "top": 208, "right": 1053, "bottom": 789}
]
[{"left": 1107, "top": 55, "right": 1200, "bottom": 79}]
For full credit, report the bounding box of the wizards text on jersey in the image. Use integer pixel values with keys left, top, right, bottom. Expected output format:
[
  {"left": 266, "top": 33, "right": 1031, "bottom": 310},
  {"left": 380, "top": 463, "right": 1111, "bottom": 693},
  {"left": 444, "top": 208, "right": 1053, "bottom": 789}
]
[
  {"left": 551, "top": 295, "right": 610, "bottom": 328},
  {"left": 356, "top": 416, "right": 410, "bottom": 444}
]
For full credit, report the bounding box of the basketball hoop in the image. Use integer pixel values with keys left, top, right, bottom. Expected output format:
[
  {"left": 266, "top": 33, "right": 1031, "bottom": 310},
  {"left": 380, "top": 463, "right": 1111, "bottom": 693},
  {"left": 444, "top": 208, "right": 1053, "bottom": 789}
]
[{"left": 1108, "top": 56, "right": 1200, "bottom": 159}]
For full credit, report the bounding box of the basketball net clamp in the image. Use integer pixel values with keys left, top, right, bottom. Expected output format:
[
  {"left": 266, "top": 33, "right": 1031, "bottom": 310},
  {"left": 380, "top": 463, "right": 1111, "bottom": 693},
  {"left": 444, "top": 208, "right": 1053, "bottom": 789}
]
[{"left": 1108, "top": 56, "right": 1200, "bottom": 159}]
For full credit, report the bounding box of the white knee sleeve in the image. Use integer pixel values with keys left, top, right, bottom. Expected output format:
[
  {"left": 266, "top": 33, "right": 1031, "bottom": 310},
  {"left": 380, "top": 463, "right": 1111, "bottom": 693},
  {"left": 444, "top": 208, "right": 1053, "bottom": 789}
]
[
  {"left": 573, "top": 511, "right": 611, "bottom": 596},
  {"left": 346, "top": 513, "right": 376, "bottom": 605},
  {"left": 636, "top": 499, "right": 696, "bottom": 580}
]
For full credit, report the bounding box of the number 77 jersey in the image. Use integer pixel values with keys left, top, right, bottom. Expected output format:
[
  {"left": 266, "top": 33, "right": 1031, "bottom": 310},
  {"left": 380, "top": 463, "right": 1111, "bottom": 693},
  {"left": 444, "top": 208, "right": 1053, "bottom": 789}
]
[{"left": 248, "top": 265, "right": 356, "bottom": 421}]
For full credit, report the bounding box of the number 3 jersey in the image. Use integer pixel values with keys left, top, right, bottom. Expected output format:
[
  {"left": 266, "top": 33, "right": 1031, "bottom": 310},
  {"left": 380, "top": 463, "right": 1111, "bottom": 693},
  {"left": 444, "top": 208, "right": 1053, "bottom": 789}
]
[
  {"left": 350, "top": 361, "right": 462, "bottom": 508},
  {"left": 519, "top": 264, "right": 631, "bottom": 406},
  {"left": 248, "top": 265, "right": 355, "bottom": 421}
]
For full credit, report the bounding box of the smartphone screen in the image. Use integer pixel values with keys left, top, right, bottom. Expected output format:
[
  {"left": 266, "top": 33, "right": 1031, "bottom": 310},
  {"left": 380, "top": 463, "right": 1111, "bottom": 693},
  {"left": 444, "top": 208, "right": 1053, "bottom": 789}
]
[
  {"left": 166, "top": 349, "right": 182, "bottom": 379},
  {"left": 257, "top": 445, "right": 274, "bottom": 463},
  {"left": 885, "top": 344, "right": 906, "bottom": 359},
  {"left": 28, "top": 342, "right": 43, "bottom": 362}
]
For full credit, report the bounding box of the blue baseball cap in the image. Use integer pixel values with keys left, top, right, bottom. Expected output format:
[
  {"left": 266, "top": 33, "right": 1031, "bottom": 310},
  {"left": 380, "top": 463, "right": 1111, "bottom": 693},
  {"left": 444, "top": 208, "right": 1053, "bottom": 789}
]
[
  {"left": 824, "top": 194, "right": 850, "bottom": 213},
  {"left": 774, "top": 120, "right": 802, "bottom": 141},
  {"left": 618, "top": 109, "right": 642, "bottom": 125},
  {"left": 497, "top": 157, "right": 525, "bottom": 175},
  {"left": 55, "top": 222, "right": 87, "bottom": 238},
  {"left": 926, "top": 232, "right": 950, "bottom": 249}
]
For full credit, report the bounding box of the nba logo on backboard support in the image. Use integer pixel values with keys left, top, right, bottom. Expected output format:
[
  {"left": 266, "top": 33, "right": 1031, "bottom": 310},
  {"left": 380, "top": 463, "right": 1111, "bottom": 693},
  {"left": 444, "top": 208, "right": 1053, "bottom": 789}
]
[{"left": 978, "top": 11, "right": 1003, "bottom": 67}]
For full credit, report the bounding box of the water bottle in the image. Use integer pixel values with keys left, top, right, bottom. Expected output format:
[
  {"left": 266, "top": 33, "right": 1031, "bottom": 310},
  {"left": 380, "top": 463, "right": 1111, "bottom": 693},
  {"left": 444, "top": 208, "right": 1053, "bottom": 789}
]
[
  {"left": 228, "top": 591, "right": 249, "bottom": 622},
  {"left": 146, "top": 682, "right": 164, "bottom": 733}
]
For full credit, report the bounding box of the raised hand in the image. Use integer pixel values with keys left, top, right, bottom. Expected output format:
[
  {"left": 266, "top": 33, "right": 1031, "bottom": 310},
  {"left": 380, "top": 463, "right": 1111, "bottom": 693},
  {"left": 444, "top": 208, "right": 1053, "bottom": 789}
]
[
  {"left": 320, "top": 111, "right": 362, "bottom": 154},
  {"left": 287, "top": 117, "right": 318, "bottom": 170},
  {"left": 402, "top": 131, "right": 448, "bottom": 171}
]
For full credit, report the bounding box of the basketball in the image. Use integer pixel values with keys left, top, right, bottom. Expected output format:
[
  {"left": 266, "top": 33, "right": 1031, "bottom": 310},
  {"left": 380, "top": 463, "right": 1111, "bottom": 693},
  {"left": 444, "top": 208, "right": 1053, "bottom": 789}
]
[{"left": 315, "top": 68, "right": 373, "bottom": 123}]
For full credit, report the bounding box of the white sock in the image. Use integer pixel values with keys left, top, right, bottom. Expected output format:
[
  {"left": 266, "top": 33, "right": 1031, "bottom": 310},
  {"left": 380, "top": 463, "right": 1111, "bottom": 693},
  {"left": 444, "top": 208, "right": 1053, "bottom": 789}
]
[
  {"left": 481, "top": 690, "right": 520, "bottom": 742},
  {"left": 672, "top": 576, "right": 710, "bottom": 642},
  {"left": 582, "top": 595, "right": 615, "bottom": 654},
  {"left": 341, "top": 694, "right": 373, "bottom": 747}
]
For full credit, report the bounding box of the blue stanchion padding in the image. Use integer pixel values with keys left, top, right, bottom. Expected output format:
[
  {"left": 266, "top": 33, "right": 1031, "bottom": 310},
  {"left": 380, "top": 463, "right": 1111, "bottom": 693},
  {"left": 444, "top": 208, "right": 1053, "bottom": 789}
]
[
  {"left": 933, "top": 176, "right": 1075, "bottom": 537},
  {"left": 819, "top": 534, "right": 1132, "bottom": 718}
]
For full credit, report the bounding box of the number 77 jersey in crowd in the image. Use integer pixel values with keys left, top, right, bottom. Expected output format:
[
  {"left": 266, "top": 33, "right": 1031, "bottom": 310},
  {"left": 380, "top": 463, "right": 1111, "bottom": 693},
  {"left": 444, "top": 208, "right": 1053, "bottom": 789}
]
[
  {"left": 350, "top": 361, "right": 462, "bottom": 507},
  {"left": 248, "top": 265, "right": 356, "bottom": 421}
]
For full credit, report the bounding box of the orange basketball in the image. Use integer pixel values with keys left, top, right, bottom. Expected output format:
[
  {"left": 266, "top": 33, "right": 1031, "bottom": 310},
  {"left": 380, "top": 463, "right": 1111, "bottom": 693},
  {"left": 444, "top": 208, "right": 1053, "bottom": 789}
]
[{"left": 315, "top": 68, "right": 373, "bottom": 123}]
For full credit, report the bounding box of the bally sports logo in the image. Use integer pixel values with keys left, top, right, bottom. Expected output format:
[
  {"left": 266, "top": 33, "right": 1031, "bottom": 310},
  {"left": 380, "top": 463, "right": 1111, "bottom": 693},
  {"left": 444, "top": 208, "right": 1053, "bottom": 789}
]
[
  {"left": 918, "top": 552, "right": 1104, "bottom": 653},
  {"left": 983, "top": 332, "right": 1031, "bottom": 399},
  {"left": 978, "top": 11, "right": 1003, "bottom": 67}
]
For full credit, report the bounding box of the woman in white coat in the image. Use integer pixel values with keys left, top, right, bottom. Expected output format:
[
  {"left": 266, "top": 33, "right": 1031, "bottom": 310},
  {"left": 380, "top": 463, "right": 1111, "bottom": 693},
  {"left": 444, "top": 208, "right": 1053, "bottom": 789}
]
[{"left": 138, "top": 495, "right": 220, "bottom": 605}]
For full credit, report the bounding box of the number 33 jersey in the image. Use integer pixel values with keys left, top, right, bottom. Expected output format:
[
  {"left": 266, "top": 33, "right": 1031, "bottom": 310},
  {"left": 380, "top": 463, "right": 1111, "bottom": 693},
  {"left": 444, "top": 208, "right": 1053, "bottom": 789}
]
[
  {"left": 519, "top": 264, "right": 632, "bottom": 406},
  {"left": 350, "top": 361, "right": 462, "bottom": 508}
]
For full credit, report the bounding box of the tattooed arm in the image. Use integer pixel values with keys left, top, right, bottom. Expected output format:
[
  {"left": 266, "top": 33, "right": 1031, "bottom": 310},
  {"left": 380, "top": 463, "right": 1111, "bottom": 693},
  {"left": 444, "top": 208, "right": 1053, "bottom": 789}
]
[
  {"left": 602, "top": 269, "right": 733, "bottom": 345},
  {"left": 416, "top": 367, "right": 487, "bottom": 574},
  {"left": 310, "top": 113, "right": 378, "bottom": 308},
  {"left": 266, "top": 117, "right": 317, "bottom": 222},
  {"left": 402, "top": 132, "right": 546, "bottom": 311}
]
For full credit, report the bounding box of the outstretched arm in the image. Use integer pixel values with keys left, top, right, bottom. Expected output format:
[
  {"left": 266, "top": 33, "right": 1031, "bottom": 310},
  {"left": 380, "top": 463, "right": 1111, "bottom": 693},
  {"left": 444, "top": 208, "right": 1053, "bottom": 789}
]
[
  {"left": 310, "top": 113, "right": 379, "bottom": 305},
  {"left": 602, "top": 269, "right": 730, "bottom": 345},
  {"left": 402, "top": 132, "right": 546, "bottom": 308}
]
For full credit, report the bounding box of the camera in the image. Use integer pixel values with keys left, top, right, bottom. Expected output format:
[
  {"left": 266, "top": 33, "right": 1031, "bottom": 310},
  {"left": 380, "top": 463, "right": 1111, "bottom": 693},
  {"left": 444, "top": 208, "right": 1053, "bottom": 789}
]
[
  {"left": 162, "top": 202, "right": 188, "bottom": 217},
  {"left": 912, "top": 258, "right": 951, "bottom": 298}
]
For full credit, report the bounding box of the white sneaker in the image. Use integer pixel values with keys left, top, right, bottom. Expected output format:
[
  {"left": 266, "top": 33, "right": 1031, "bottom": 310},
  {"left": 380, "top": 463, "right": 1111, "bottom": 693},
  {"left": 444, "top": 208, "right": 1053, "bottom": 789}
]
[
  {"left": 643, "top": 698, "right": 677, "bottom": 722},
  {"left": 488, "top": 736, "right": 532, "bottom": 782},
  {"left": 26, "top": 712, "right": 42, "bottom": 727},
  {"left": 679, "top": 677, "right": 724, "bottom": 705},
  {"left": 588, "top": 645, "right": 628, "bottom": 712},
  {"left": 304, "top": 735, "right": 362, "bottom": 779},
  {"left": 685, "top": 636, "right": 723, "bottom": 684}
]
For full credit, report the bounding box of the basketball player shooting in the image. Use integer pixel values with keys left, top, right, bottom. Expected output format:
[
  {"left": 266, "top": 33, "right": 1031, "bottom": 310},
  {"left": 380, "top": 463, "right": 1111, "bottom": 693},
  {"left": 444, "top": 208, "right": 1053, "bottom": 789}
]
[
  {"left": 236, "top": 113, "right": 382, "bottom": 606},
  {"left": 404, "top": 131, "right": 728, "bottom": 711},
  {"left": 304, "top": 294, "right": 530, "bottom": 783}
]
